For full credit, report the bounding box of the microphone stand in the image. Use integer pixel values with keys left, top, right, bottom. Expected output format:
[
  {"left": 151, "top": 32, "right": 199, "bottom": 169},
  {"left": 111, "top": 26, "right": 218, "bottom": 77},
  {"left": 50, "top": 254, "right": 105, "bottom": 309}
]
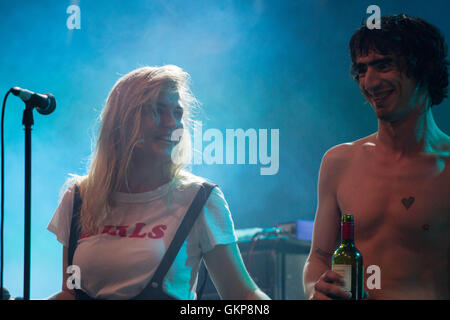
[
  {"left": 22, "top": 103, "right": 33, "bottom": 300},
  {"left": 3, "top": 87, "right": 55, "bottom": 300}
]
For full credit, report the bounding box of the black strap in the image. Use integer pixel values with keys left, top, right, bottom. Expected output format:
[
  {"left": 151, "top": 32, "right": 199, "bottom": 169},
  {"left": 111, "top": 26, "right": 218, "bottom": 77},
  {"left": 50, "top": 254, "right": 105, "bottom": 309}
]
[
  {"left": 68, "top": 181, "right": 216, "bottom": 299},
  {"left": 68, "top": 185, "right": 82, "bottom": 267},
  {"left": 146, "top": 182, "right": 215, "bottom": 287}
]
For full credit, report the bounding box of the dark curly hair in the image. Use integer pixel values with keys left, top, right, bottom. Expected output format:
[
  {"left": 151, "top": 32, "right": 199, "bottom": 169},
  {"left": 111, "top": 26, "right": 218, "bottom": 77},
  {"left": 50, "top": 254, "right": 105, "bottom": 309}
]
[{"left": 349, "top": 14, "right": 449, "bottom": 106}]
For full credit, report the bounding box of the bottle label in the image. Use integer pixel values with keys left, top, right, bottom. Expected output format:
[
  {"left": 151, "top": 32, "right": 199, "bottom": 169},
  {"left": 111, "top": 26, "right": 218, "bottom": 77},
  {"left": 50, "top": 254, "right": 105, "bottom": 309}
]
[{"left": 332, "top": 264, "right": 351, "bottom": 292}]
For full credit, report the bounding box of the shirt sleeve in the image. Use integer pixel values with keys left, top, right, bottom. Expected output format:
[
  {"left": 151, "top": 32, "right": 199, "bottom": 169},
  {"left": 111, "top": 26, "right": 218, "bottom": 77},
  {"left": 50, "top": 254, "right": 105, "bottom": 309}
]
[
  {"left": 47, "top": 186, "right": 75, "bottom": 247},
  {"left": 195, "top": 186, "right": 238, "bottom": 253}
]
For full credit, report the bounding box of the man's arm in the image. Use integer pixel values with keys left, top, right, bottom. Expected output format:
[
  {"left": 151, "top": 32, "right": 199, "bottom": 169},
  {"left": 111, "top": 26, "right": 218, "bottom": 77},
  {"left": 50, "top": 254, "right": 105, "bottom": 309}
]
[{"left": 303, "top": 146, "right": 351, "bottom": 300}]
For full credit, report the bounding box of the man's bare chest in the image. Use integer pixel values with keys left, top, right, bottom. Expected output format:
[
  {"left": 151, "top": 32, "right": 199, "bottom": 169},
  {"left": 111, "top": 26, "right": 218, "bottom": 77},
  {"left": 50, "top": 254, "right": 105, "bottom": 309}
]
[{"left": 336, "top": 158, "right": 450, "bottom": 247}]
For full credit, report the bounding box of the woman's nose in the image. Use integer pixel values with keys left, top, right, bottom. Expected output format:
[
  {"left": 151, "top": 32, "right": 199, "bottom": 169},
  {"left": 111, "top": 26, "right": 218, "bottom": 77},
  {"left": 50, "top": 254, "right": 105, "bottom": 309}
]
[{"left": 160, "top": 110, "right": 181, "bottom": 129}]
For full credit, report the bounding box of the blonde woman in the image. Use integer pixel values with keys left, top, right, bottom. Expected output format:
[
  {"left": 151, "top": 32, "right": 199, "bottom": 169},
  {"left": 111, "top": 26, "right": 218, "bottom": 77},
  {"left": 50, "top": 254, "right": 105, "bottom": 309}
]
[{"left": 47, "top": 65, "right": 269, "bottom": 300}]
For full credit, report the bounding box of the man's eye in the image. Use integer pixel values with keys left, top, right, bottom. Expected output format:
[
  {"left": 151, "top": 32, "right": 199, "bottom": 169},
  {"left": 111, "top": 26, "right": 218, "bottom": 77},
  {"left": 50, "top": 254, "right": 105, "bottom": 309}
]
[
  {"left": 376, "top": 62, "right": 392, "bottom": 71},
  {"left": 356, "top": 65, "right": 367, "bottom": 76}
]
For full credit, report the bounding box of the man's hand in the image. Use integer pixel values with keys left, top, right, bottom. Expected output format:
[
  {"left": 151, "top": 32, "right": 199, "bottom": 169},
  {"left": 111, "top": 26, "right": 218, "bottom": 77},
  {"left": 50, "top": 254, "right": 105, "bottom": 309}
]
[{"left": 310, "top": 270, "right": 352, "bottom": 300}]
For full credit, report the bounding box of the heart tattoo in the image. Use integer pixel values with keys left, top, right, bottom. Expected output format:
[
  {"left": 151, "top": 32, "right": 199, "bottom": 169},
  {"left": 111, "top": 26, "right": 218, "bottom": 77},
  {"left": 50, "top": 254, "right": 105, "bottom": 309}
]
[{"left": 402, "top": 196, "right": 415, "bottom": 210}]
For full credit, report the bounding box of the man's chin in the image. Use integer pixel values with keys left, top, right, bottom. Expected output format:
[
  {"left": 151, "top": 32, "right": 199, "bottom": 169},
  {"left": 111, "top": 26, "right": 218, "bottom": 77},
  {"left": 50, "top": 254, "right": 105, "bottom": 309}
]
[
  {"left": 373, "top": 106, "right": 393, "bottom": 122},
  {"left": 375, "top": 107, "right": 407, "bottom": 123},
  {"left": 371, "top": 99, "right": 395, "bottom": 119}
]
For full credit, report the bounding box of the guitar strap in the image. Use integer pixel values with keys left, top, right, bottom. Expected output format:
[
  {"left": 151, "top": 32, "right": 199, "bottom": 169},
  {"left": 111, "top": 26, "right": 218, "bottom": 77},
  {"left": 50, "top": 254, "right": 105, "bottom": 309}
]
[{"left": 68, "top": 181, "right": 216, "bottom": 300}]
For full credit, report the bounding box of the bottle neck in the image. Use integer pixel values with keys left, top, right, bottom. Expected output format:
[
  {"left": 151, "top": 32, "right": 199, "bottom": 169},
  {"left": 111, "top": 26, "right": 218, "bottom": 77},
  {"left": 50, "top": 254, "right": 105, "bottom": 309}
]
[{"left": 341, "top": 221, "right": 354, "bottom": 245}]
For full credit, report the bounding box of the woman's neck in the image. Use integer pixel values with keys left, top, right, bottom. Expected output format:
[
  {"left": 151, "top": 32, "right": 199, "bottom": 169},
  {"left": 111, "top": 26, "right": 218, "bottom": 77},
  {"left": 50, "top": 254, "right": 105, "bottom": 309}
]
[{"left": 119, "top": 152, "right": 172, "bottom": 193}]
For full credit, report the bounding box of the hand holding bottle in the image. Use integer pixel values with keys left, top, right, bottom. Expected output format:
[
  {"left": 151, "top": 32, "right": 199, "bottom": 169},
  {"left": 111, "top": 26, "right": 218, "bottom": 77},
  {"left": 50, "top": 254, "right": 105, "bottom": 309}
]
[
  {"left": 331, "top": 214, "right": 364, "bottom": 300},
  {"left": 310, "top": 270, "right": 353, "bottom": 300}
]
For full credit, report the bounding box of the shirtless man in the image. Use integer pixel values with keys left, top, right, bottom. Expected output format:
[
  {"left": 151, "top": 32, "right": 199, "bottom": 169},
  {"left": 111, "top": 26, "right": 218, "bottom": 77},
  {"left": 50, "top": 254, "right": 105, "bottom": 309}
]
[{"left": 303, "top": 15, "right": 450, "bottom": 299}]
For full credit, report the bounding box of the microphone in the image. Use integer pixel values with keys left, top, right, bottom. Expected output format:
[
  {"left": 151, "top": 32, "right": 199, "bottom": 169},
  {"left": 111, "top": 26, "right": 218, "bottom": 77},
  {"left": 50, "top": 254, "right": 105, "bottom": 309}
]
[{"left": 10, "top": 87, "right": 56, "bottom": 115}]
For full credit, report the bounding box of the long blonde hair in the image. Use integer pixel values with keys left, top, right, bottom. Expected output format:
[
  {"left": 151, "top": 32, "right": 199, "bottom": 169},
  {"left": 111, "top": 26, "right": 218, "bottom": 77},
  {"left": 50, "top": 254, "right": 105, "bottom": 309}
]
[{"left": 68, "top": 65, "right": 199, "bottom": 234}]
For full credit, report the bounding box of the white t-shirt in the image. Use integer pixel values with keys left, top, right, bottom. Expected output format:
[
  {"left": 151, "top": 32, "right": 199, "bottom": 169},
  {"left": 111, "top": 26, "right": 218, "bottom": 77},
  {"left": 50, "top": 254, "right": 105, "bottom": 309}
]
[{"left": 47, "top": 177, "right": 237, "bottom": 300}]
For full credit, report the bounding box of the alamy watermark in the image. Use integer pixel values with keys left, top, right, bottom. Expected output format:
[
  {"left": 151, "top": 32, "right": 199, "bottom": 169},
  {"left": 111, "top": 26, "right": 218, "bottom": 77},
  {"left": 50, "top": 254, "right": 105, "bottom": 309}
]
[
  {"left": 171, "top": 122, "right": 279, "bottom": 176},
  {"left": 62, "top": 4, "right": 382, "bottom": 177},
  {"left": 66, "top": 265, "right": 81, "bottom": 290},
  {"left": 366, "top": 5, "right": 381, "bottom": 30},
  {"left": 66, "top": 4, "right": 81, "bottom": 30},
  {"left": 366, "top": 264, "right": 381, "bottom": 290}
]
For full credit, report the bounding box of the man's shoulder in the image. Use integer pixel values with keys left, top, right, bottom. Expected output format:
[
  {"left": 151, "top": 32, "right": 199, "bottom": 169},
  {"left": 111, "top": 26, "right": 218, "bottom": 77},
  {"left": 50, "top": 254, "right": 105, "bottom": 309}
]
[{"left": 323, "top": 134, "right": 375, "bottom": 162}]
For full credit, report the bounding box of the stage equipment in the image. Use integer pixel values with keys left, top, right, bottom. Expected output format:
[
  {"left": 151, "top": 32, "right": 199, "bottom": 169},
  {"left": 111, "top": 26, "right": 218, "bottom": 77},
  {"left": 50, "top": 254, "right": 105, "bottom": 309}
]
[
  {"left": 1, "top": 87, "right": 56, "bottom": 300},
  {"left": 198, "top": 226, "right": 312, "bottom": 300}
]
